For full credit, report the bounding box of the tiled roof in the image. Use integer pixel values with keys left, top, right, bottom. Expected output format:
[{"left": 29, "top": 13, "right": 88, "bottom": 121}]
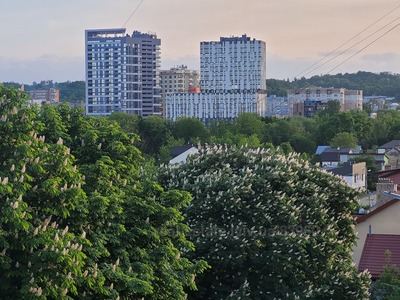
[{"left": 358, "top": 234, "right": 400, "bottom": 279}]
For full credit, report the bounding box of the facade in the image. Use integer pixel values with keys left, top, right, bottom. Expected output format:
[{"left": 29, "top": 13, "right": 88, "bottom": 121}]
[
  {"left": 160, "top": 65, "right": 200, "bottom": 116},
  {"left": 29, "top": 88, "right": 60, "bottom": 105},
  {"left": 266, "top": 95, "right": 288, "bottom": 116},
  {"left": 328, "top": 162, "right": 366, "bottom": 189},
  {"left": 85, "top": 28, "right": 161, "bottom": 117},
  {"left": 353, "top": 200, "right": 400, "bottom": 270},
  {"left": 160, "top": 65, "right": 199, "bottom": 95},
  {"left": 165, "top": 34, "right": 267, "bottom": 122},
  {"left": 287, "top": 87, "right": 363, "bottom": 117}
]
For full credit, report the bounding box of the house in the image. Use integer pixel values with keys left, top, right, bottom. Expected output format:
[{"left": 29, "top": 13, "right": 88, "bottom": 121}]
[
  {"left": 169, "top": 145, "right": 199, "bottom": 164},
  {"left": 377, "top": 140, "right": 400, "bottom": 169},
  {"left": 377, "top": 140, "right": 400, "bottom": 154},
  {"left": 353, "top": 199, "right": 400, "bottom": 272},
  {"left": 341, "top": 153, "right": 388, "bottom": 171},
  {"left": 327, "top": 162, "right": 366, "bottom": 189},
  {"left": 320, "top": 147, "right": 353, "bottom": 168}
]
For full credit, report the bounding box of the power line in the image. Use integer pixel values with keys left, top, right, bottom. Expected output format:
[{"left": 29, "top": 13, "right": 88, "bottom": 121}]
[
  {"left": 293, "top": 3, "right": 400, "bottom": 79},
  {"left": 122, "top": 0, "right": 145, "bottom": 28},
  {"left": 324, "top": 22, "right": 400, "bottom": 76},
  {"left": 301, "top": 16, "right": 400, "bottom": 78}
]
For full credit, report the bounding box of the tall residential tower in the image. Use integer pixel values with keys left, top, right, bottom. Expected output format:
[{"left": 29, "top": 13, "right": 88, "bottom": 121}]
[
  {"left": 165, "top": 34, "right": 267, "bottom": 123},
  {"left": 85, "top": 28, "right": 161, "bottom": 117}
]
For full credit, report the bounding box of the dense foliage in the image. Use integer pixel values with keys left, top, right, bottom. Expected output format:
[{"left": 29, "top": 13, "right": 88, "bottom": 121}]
[
  {"left": 0, "top": 85, "right": 207, "bottom": 299},
  {"left": 159, "top": 145, "right": 371, "bottom": 299}
]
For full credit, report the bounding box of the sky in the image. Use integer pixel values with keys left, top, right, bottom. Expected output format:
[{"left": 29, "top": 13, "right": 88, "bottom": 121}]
[{"left": 1, "top": 0, "right": 400, "bottom": 84}]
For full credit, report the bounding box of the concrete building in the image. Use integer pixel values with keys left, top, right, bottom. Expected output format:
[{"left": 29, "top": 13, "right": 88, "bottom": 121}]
[
  {"left": 165, "top": 34, "right": 267, "bottom": 123},
  {"left": 287, "top": 87, "right": 363, "bottom": 117},
  {"left": 160, "top": 65, "right": 199, "bottom": 116},
  {"left": 29, "top": 88, "right": 60, "bottom": 106},
  {"left": 266, "top": 95, "right": 288, "bottom": 116},
  {"left": 85, "top": 28, "right": 161, "bottom": 117}
]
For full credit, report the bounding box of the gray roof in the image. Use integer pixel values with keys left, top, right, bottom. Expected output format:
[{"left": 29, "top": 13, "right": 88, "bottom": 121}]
[
  {"left": 328, "top": 163, "right": 353, "bottom": 176},
  {"left": 321, "top": 148, "right": 352, "bottom": 162},
  {"left": 379, "top": 140, "right": 400, "bottom": 149}
]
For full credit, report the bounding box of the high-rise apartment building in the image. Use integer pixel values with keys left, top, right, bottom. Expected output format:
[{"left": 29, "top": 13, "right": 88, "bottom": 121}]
[
  {"left": 287, "top": 87, "right": 363, "bottom": 117},
  {"left": 200, "top": 35, "right": 266, "bottom": 93},
  {"left": 85, "top": 28, "right": 161, "bottom": 117},
  {"left": 165, "top": 34, "right": 267, "bottom": 123}
]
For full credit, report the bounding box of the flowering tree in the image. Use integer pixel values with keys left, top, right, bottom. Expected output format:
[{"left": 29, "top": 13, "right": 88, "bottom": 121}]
[
  {"left": 159, "top": 145, "right": 371, "bottom": 299},
  {"left": 0, "top": 85, "right": 207, "bottom": 299}
]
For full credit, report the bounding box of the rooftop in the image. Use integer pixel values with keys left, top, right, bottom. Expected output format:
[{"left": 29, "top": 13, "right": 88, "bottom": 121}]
[{"left": 358, "top": 234, "right": 400, "bottom": 279}]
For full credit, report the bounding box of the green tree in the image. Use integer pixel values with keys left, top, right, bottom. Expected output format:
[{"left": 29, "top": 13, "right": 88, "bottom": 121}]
[
  {"left": 318, "top": 100, "right": 341, "bottom": 116},
  {"left": 173, "top": 117, "right": 209, "bottom": 143},
  {"left": 37, "top": 104, "right": 209, "bottom": 299},
  {"left": 0, "top": 85, "right": 90, "bottom": 298},
  {"left": 138, "top": 116, "right": 169, "bottom": 155},
  {"left": 109, "top": 111, "right": 140, "bottom": 134},
  {"left": 234, "top": 113, "right": 265, "bottom": 138},
  {"left": 329, "top": 132, "right": 358, "bottom": 148},
  {"left": 159, "top": 145, "right": 371, "bottom": 299},
  {"left": 0, "top": 85, "right": 208, "bottom": 299}
]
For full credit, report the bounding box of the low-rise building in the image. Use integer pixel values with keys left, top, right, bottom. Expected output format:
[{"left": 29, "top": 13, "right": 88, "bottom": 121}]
[{"left": 288, "top": 87, "right": 362, "bottom": 117}]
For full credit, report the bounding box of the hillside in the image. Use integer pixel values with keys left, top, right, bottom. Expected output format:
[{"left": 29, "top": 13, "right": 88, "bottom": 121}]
[
  {"left": 3, "top": 71, "right": 400, "bottom": 102},
  {"left": 267, "top": 71, "right": 400, "bottom": 99}
]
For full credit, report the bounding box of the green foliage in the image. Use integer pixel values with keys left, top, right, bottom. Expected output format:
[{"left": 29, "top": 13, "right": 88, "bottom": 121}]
[
  {"left": 329, "top": 132, "right": 358, "bottom": 149},
  {"left": 0, "top": 85, "right": 208, "bottom": 299},
  {"left": 173, "top": 117, "right": 209, "bottom": 143},
  {"left": 138, "top": 116, "right": 168, "bottom": 156},
  {"left": 159, "top": 145, "right": 371, "bottom": 299},
  {"left": 108, "top": 112, "right": 140, "bottom": 134},
  {"left": 318, "top": 100, "right": 341, "bottom": 116}
]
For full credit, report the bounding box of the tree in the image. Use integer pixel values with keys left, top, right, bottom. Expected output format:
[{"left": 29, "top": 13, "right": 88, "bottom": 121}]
[
  {"left": 0, "top": 85, "right": 90, "bottom": 298},
  {"left": 108, "top": 111, "right": 140, "bottom": 134},
  {"left": 138, "top": 116, "right": 169, "bottom": 155},
  {"left": 234, "top": 113, "right": 265, "bottom": 138},
  {"left": 173, "top": 117, "right": 209, "bottom": 143},
  {"left": 159, "top": 145, "right": 371, "bottom": 299},
  {"left": 38, "top": 104, "right": 209, "bottom": 299},
  {"left": 330, "top": 132, "right": 358, "bottom": 149},
  {"left": 0, "top": 85, "right": 208, "bottom": 299},
  {"left": 318, "top": 100, "right": 341, "bottom": 116}
]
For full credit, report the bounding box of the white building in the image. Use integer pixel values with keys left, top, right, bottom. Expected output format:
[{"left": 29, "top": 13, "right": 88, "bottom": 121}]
[
  {"left": 165, "top": 34, "right": 267, "bottom": 122},
  {"left": 160, "top": 65, "right": 200, "bottom": 116},
  {"left": 287, "top": 87, "right": 362, "bottom": 117},
  {"left": 85, "top": 28, "right": 161, "bottom": 117}
]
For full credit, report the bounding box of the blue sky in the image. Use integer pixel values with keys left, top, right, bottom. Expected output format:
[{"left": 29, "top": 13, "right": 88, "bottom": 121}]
[{"left": 1, "top": 0, "right": 400, "bottom": 83}]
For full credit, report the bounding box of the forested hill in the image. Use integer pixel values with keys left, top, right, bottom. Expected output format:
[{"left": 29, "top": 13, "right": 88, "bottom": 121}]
[
  {"left": 2, "top": 80, "right": 85, "bottom": 102},
  {"left": 267, "top": 71, "right": 400, "bottom": 99},
  {"left": 3, "top": 71, "right": 400, "bottom": 101}
]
